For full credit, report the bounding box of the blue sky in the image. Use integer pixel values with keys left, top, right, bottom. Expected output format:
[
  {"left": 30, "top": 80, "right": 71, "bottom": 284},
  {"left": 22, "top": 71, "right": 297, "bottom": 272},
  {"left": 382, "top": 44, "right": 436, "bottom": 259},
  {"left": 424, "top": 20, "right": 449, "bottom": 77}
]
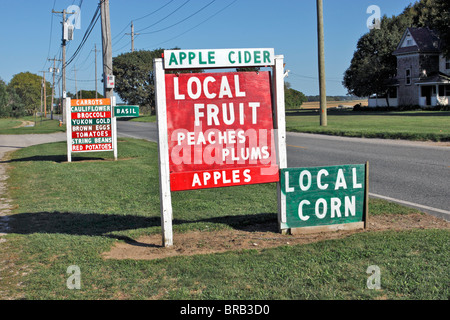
[{"left": 0, "top": 0, "right": 416, "bottom": 97}]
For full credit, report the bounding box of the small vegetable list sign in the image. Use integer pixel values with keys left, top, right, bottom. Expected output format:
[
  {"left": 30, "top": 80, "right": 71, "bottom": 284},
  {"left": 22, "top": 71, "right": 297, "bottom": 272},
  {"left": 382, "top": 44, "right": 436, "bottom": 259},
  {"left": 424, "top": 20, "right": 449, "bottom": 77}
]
[{"left": 70, "top": 98, "right": 113, "bottom": 152}]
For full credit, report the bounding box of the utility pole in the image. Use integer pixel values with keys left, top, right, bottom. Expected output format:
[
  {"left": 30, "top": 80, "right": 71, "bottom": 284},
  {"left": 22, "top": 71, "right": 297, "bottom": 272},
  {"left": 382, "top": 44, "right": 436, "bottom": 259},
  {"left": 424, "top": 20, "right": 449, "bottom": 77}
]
[
  {"left": 40, "top": 77, "right": 43, "bottom": 114},
  {"left": 100, "top": 0, "right": 113, "bottom": 99},
  {"left": 48, "top": 57, "right": 61, "bottom": 120},
  {"left": 125, "top": 21, "right": 139, "bottom": 52},
  {"left": 316, "top": 0, "right": 327, "bottom": 126},
  {"left": 52, "top": 8, "right": 70, "bottom": 123},
  {"left": 62, "top": 9, "right": 67, "bottom": 123},
  {"left": 39, "top": 71, "right": 47, "bottom": 116},
  {"left": 93, "top": 44, "right": 99, "bottom": 98}
]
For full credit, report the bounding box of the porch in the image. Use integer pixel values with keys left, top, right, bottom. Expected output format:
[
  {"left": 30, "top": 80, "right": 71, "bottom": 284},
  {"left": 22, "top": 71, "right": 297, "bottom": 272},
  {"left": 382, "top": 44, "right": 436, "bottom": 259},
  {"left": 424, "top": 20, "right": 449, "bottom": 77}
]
[{"left": 418, "top": 84, "right": 450, "bottom": 107}]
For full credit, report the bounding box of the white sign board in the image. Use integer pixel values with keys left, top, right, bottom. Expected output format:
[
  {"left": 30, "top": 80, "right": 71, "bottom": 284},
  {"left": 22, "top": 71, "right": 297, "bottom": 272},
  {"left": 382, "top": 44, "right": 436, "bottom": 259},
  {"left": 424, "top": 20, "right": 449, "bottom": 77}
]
[{"left": 164, "top": 48, "right": 275, "bottom": 70}]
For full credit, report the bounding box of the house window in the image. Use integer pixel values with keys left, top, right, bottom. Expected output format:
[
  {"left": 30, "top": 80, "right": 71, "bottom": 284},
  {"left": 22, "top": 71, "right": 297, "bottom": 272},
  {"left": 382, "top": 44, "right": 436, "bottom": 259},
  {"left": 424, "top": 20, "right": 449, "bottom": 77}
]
[
  {"left": 405, "top": 34, "right": 413, "bottom": 46},
  {"left": 405, "top": 69, "right": 411, "bottom": 85},
  {"left": 446, "top": 58, "right": 450, "bottom": 70},
  {"left": 439, "top": 85, "right": 450, "bottom": 96}
]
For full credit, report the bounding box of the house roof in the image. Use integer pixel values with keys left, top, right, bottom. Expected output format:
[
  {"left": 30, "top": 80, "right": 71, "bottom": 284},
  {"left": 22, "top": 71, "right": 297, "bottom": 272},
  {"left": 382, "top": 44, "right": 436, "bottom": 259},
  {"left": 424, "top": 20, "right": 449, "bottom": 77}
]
[
  {"left": 393, "top": 27, "right": 441, "bottom": 56},
  {"left": 416, "top": 72, "right": 450, "bottom": 85}
]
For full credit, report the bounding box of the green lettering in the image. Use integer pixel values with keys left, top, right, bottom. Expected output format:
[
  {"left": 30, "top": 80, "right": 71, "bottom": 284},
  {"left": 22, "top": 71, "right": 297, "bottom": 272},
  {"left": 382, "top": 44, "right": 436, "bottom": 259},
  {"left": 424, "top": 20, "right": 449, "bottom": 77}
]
[
  {"left": 228, "top": 51, "right": 236, "bottom": 64},
  {"left": 188, "top": 52, "right": 195, "bottom": 64},
  {"left": 254, "top": 51, "right": 261, "bottom": 63},
  {"left": 208, "top": 51, "right": 215, "bottom": 64},
  {"left": 169, "top": 52, "right": 178, "bottom": 66},
  {"left": 199, "top": 52, "right": 207, "bottom": 65},
  {"left": 179, "top": 52, "right": 187, "bottom": 64},
  {"left": 244, "top": 51, "right": 251, "bottom": 63},
  {"left": 263, "top": 51, "right": 271, "bottom": 64}
]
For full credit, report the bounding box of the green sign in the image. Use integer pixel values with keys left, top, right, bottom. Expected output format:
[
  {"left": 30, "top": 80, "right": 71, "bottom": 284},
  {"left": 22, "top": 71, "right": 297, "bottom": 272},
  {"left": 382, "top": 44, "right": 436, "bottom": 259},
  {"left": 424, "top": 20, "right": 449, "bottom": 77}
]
[
  {"left": 280, "top": 164, "right": 367, "bottom": 230},
  {"left": 114, "top": 105, "right": 139, "bottom": 118}
]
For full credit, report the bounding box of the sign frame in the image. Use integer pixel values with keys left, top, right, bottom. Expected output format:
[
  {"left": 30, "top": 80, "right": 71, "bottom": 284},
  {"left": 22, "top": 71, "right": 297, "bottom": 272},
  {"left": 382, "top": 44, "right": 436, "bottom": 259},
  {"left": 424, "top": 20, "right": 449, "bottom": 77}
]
[
  {"left": 280, "top": 162, "right": 369, "bottom": 235},
  {"left": 154, "top": 49, "right": 287, "bottom": 247},
  {"left": 65, "top": 97, "right": 118, "bottom": 162}
]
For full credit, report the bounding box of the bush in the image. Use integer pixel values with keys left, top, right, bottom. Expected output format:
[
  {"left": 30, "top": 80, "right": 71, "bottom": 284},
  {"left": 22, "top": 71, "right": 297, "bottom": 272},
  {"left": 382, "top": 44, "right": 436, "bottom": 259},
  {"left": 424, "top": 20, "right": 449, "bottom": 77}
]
[{"left": 0, "top": 79, "right": 10, "bottom": 118}]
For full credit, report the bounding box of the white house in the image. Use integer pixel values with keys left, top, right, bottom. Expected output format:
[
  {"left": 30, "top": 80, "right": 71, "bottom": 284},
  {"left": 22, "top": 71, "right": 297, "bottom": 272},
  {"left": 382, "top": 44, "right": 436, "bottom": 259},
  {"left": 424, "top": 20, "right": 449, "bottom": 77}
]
[{"left": 369, "top": 27, "right": 450, "bottom": 108}]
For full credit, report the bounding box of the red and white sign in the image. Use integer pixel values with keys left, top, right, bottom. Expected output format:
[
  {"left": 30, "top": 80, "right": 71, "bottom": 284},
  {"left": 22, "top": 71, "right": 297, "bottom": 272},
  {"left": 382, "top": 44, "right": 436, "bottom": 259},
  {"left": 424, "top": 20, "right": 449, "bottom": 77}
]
[{"left": 165, "top": 71, "right": 279, "bottom": 191}]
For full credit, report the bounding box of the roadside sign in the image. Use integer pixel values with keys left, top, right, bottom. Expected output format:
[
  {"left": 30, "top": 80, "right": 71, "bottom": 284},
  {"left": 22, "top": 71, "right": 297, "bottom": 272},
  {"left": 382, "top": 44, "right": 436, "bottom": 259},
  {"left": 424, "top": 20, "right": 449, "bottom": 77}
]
[
  {"left": 280, "top": 163, "right": 369, "bottom": 233},
  {"left": 165, "top": 71, "right": 279, "bottom": 191},
  {"left": 154, "top": 48, "right": 287, "bottom": 247},
  {"left": 65, "top": 97, "right": 118, "bottom": 162},
  {"left": 164, "top": 48, "right": 275, "bottom": 70},
  {"left": 114, "top": 105, "right": 139, "bottom": 118}
]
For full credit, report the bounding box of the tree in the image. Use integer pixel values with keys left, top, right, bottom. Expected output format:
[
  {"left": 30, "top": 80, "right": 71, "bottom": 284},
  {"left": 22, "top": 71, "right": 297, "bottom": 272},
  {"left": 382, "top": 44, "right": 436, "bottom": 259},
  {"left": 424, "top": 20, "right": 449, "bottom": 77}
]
[
  {"left": 343, "top": 14, "right": 412, "bottom": 104},
  {"left": 284, "top": 82, "right": 307, "bottom": 109},
  {"left": 6, "top": 88, "right": 26, "bottom": 118},
  {"left": 0, "top": 79, "right": 9, "bottom": 117},
  {"left": 75, "top": 90, "right": 104, "bottom": 99},
  {"left": 343, "top": 0, "right": 450, "bottom": 101},
  {"left": 406, "top": 0, "right": 450, "bottom": 57},
  {"left": 113, "top": 49, "right": 162, "bottom": 114},
  {"left": 113, "top": 48, "right": 200, "bottom": 114},
  {"left": 7, "top": 72, "right": 51, "bottom": 115},
  {"left": 236, "top": 67, "right": 260, "bottom": 72}
]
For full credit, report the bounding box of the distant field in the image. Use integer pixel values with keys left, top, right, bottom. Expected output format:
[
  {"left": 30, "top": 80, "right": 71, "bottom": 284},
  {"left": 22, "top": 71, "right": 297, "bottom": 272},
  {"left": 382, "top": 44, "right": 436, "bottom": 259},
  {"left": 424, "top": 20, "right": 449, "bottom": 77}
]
[
  {"left": 286, "top": 110, "right": 450, "bottom": 142},
  {"left": 301, "top": 99, "right": 368, "bottom": 109}
]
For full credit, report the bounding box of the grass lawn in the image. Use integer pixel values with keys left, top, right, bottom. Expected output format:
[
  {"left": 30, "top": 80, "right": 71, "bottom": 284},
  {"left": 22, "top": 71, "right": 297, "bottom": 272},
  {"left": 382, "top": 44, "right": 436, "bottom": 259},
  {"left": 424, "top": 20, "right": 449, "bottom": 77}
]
[
  {"left": 0, "top": 116, "right": 65, "bottom": 134},
  {"left": 128, "top": 114, "right": 156, "bottom": 123},
  {"left": 286, "top": 110, "right": 450, "bottom": 141},
  {"left": 0, "top": 138, "right": 448, "bottom": 300}
]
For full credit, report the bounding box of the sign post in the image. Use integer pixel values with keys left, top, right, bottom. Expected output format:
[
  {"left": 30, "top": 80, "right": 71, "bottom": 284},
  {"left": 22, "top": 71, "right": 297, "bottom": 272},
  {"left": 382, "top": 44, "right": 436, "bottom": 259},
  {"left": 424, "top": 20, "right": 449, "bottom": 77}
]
[
  {"left": 154, "top": 58, "right": 173, "bottom": 247},
  {"left": 154, "top": 48, "right": 286, "bottom": 247}
]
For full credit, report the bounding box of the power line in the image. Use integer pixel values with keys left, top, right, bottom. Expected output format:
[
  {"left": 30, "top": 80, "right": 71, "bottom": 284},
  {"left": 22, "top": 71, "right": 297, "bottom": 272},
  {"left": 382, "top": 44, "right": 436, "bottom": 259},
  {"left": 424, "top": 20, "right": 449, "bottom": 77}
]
[
  {"left": 135, "top": 0, "right": 191, "bottom": 33},
  {"left": 66, "top": 77, "right": 96, "bottom": 82},
  {"left": 41, "top": 0, "right": 58, "bottom": 71},
  {"left": 138, "top": 0, "right": 216, "bottom": 35},
  {"left": 64, "top": 4, "right": 101, "bottom": 68},
  {"left": 146, "top": 0, "right": 238, "bottom": 49},
  {"left": 111, "top": 0, "right": 175, "bottom": 41},
  {"left": 290, "top": 72, "right": 343, "bottom": 83},
  {"left": 133, "top": 0, "right": 175, "bottom": 22}
]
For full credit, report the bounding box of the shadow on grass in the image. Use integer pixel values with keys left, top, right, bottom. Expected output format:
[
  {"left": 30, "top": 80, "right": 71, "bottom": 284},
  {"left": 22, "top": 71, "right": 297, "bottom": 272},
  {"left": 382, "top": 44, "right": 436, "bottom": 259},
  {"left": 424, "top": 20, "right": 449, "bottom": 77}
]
[
  {"left": 0, "top": 155, "right": 106, "bottom": 163},
  {"left": 8, "top": 211, "right": 277, "bottom": 247}
]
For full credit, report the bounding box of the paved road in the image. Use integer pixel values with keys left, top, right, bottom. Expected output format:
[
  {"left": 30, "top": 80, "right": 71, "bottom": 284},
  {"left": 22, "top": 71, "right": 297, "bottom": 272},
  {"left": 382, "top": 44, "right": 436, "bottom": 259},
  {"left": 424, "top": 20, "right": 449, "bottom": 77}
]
[{"left": 117, "top": 121, "right": 450, "bottom": 221}]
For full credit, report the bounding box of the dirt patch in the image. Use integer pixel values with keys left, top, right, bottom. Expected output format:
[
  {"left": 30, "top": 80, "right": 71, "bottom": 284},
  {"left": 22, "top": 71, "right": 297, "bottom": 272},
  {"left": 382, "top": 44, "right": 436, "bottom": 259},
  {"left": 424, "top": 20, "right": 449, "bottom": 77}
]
[
  {"left": 12, "top": 121, "right": 34, "bottom": 128},
  {"left": 103, "top": 213, "right": 449, "bottom": 261}
]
